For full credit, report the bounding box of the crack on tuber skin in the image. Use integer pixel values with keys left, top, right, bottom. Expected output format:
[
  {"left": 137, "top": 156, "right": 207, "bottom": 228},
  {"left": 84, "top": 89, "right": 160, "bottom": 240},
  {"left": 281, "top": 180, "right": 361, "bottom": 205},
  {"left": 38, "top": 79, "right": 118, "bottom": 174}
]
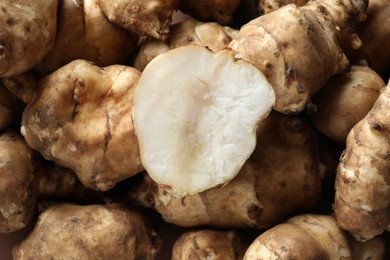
[{"left": 103, "top": 112, "right": 112, "bottom": 154}]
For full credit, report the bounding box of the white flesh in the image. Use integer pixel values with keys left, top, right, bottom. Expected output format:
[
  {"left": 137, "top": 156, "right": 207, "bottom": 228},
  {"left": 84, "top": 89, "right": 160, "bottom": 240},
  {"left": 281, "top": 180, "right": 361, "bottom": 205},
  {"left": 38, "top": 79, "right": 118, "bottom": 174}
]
[{"left": 133, "top": 45, "right": 275, "bottom": 197}]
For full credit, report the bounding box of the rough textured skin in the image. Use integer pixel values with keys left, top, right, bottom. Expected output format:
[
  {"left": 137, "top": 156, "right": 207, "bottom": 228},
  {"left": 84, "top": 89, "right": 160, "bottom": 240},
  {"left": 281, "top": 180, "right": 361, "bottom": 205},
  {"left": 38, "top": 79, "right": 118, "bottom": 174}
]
[
  {"left": 310, "top": 64, "right": 385, "bottom": 144},
  {"left": 243, "top": 215, "right": 352, "bottom": 259},
  {"left": 179, "top": 0, "right": 243, "bottom": 24},
  {"left": 347, "top": 0, "right": 390, "bottom": 76},
  {"left": 134, "top": 18, "right": 237, "bottom": 71},
  {"left": 334, "top": 81, "right": 390, "bottom": 242},
  {"left": 33, "top": 0, "right": 139, "bottom": 77},
  {"left": 0, "top": 0, "right": 58, "bottom": 77},
  {"left": 22, "top": 60, "right": 143, "bottom": 191},
  {"left": 172, "top": 230, "right": 246, "bottom": 260},
  {"left": 99, "top": 0, "right": 179, "bottom": 39},
  {"left": 257, "top": 0, "right": 309, "bottom": 15},
  {"left": 129, "top": 112, "right": 322, "bottom": 228},
  {"left": 0, "top": 131, "right": 41, "bottom": 233},
  {"left": 12, "top": 203, "right": 162, "bottom": 260},
  {"left": 229, "top": 0, "right": 368, "bottom": 114},
  {"left": 0, "top": 83, "right": 23, "bottom": 130}
]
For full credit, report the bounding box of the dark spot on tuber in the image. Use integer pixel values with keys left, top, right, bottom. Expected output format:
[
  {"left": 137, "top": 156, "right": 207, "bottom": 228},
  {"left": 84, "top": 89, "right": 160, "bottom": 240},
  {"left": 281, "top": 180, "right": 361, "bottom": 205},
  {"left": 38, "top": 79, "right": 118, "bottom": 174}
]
[
  {"left": 0, "top": 45, "right": 6, "bottom": 59},
  {"left": 247, "top": 204, "right": 263, "bottom": 220}
]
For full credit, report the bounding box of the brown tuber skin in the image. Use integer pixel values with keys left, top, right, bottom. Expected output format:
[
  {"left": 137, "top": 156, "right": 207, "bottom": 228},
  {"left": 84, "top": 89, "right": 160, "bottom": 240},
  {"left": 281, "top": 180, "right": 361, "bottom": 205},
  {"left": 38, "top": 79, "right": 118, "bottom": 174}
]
[
  {"left": 134, "top": 18, "right": 238, "bottom": 71},
  {"left": 334, "top": 81, "right": 390, "bottom": 242},
  {"left": 172, "top": 230, "right": 247, "bottom": 260},
  {"left": 0, "top": 0, "right": 59, "bottom": 77},
  {"left": 129, "top": 112, "right": 322, "bottom": 228},
  {"left": 310, "top": 64, "right": 385, "bottom": 144},
  {"left": 1, "top": 71, "right": 38, "bottom": 104},
  {"left": 178, "top": 0, "right": 243, "bottom": 25},
  {"left": 0, "top": 131, "right": 104, "bottom": 233},
  {"left": 98, "top": 0, "right": 179, "bottom": 39},
  {"left": 243, "top": 214, "right": 352, "bottom": 259},
  {"left": 229, "top": 0, "right": 368, "bottom": 114},
  {"left": 22, "top": 60, "right": 143, "bottom": 191},
  {"left": 12, "top": 203, "right": 162, "bottom": 260},
  {"left": 33, "top": 0, "right": 139, "bottom": 77},
  {"left": 0, "top": 131, "right": 41, "bottom": 233}
]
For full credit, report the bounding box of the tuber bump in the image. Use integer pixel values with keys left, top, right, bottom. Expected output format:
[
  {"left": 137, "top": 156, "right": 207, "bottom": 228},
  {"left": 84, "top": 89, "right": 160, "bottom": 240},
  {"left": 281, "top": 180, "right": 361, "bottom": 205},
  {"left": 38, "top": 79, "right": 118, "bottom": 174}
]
[
  {"left": 22, "top": 60, "right": 143, "bottom": 191},
  {"left": 334, "top": 80, "right": 390, "bottom": 241}
]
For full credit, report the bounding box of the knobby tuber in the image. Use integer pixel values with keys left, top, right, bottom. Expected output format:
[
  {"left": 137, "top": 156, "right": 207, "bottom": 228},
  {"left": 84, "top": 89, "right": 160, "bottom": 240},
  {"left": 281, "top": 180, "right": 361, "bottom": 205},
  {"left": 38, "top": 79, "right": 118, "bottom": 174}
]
[
  {"left": 22, "top": 60, "right": 143, "bottom": 191},
  {"left": 334, "top": 81, "right": 390, "bottom": 241},
  {"left": 229, "top": 0, "right": 368, "bottom": 114}
]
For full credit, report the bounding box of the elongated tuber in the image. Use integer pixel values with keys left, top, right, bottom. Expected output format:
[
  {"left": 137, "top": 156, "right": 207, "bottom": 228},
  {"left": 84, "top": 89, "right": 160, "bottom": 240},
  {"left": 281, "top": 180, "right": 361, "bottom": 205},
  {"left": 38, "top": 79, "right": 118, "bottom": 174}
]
[{"left": 334, "top": 81, "right": 390, "bottom": 241}]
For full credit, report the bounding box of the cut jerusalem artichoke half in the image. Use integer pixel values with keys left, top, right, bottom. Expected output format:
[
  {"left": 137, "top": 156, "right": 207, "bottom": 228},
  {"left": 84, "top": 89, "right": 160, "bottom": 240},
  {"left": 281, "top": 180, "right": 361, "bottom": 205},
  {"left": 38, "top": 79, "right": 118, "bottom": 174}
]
[{"left": 132, "top": 45, "right": 275, "bottom": 198}]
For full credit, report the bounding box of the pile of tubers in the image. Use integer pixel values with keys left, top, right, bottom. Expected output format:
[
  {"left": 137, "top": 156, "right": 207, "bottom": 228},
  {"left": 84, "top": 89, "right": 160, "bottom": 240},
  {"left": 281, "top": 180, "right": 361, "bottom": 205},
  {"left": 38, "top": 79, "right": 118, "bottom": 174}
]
[{"left": 0, "top": 0, "right": 389, "bottom": 259}]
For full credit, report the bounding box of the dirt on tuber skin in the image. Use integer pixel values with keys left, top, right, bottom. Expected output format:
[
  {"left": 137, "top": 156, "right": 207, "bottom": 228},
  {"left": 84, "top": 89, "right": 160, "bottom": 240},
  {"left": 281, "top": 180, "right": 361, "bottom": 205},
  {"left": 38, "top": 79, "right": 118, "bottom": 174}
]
[
  {"left": 0, "top": 131, "right": 105, "bottom": 233},
  {"left": 12, "top": 203, "right": 162, "bottom": 260},
  {"left": 134, "top": 18, "right": 238, "bottom": 71},
  {"left": 310, "top": 64, "right": 385, "bottom": 145},
  {"left": 243, "top": 214, "right": 352, "bottom": 259},
  {"left": 172, "top": 230, "right": 247, "bottom": 260},
  {"left": 22, "top": 60, "right": 143, "bottom": 191},
  {"left": 334, "top": 80, "right": 390, "bottom": 242},
  {"left": 98, "top": 0, "right": 179, "bottom": 39},
  {"left": 0, "top": 0, "right": 59, "bottom": 77},
  {"left": 229, "top": 0, "right": 368, "bottom": 114},
  {"left": 0, "top": 131, "right": 41, "bottom": 233},
  {"left": 33, "top": 0, "right": 139, "bottom": 77},
  {"left": 129, "top": 112, "right": 323, "bottom": 228},
  {"left": 256, "top": 0, "right": 309, "bottom": 15},
  {"left": 1, "top": 71, "right": 38, "bottom": 104}
]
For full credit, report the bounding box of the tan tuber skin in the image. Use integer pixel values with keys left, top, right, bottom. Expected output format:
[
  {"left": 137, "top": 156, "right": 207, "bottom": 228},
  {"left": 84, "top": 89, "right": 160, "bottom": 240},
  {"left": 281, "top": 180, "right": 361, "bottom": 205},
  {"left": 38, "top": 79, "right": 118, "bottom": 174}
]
[
  {"left": 349, "top": 234, "right": 387, "bottom": 260},
  {"left": 129, "top": 112, "right": 322, "bottom": 228},
  {"left": 0, "top": 0, "right": 59, "bottom": 77},
  {"left": 256, "top": 0, "right": 309, "bottom": 15},
  {"left": 178, "top": 0, "right": 243, "bottom": 25},
  {"left": 22, "top": 60, "right": 143, "bottom": 191},
  {"left": 172, "top": 230, "right": 247, "bottom": 260},
  {"left": 33, "top": 0, "right": 139, "bottom": 77},
  {"left": 12, "top": 203, "right": 162, "bottom": 260},
  {"left": 243, "top": 214, "right": 352, "bottom": 259},
  {"left": 310, "top": 64, "right": 385, "bottom": 145},
  {"left": 0, "top": 131, "right": 104, "bottom": 233},
  {"left": 98, "top": 0, "right": 179, "bottom": 39},
  {"left": 229, "top": 0, "right": 368, "bottom": 114},
  {"left": 334, "top": 81, "right": 390, "bottom": 242},
  {"left": 1, "top": 71, "right": 38, "bottom": 104},
  {"left": 134, "top": 18, "right": 238, "bottom": 71}
]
